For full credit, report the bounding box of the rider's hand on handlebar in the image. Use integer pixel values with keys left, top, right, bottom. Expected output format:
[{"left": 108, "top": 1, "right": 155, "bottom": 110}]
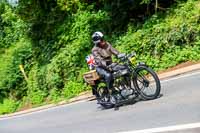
[
  {"left": 117, "top": 53, "right": 126, "bottom": 62},
  {"left": 107, "top": 63, "right": 117, "bottom": 72},
  {"left": 107, "top": 65, "right": 113, "bottom": 72},
  {"left": 117, "top": 53, "right": 126, "bottom": 59}
]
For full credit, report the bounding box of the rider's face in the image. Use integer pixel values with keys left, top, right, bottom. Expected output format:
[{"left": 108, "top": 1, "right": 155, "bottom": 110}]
[{"left": 99, "top": 40, "right": 106, "bottom": 47}]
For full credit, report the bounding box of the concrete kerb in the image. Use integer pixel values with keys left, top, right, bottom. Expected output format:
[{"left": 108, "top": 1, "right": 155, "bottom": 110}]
[
  {"left": 158, "top": 63, "right": 200, "bottom": 80},
  {"left": 1, "top": 63, "right": 200, "bottom": 119}
]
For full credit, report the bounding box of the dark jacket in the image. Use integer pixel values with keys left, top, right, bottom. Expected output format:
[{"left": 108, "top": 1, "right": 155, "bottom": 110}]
[{"left": 92, "top": 42, "right": 119, "bottom": 68}]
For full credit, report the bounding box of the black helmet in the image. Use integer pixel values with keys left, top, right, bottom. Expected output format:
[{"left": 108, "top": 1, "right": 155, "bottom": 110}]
[{"left": 92, "top": 31, "right": 104, "bottom": 45}]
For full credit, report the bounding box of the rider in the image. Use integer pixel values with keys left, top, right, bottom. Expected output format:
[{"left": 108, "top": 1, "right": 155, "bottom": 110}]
[{"left": 92, "top": 31, "right": 121, "bottom": 93}]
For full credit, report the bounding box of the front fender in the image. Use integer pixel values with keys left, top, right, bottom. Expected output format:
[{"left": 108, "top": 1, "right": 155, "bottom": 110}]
[
  {"left": 132, "top": 62, "right": 148, "bottom": 78},
  {"left": 137, "top": 62, "right": 148, "bottom": 67}
]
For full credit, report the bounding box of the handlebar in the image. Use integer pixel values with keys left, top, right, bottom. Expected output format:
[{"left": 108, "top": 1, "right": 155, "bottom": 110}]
[{"left": 118, "top": 52, "right": 136, "bottom": 62}]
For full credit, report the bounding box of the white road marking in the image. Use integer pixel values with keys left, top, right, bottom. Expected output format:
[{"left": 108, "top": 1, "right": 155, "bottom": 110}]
[{"left": 119, "top": 122, "right": 200, "bottom": 133}]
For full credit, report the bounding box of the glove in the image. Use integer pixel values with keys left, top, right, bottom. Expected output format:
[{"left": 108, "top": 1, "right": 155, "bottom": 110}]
[
  {"left": 107, "top": 63, "right": 117, "bottom": 72},
  {"left": 107, "top": 64, "right": 113, "bottom": 72}
]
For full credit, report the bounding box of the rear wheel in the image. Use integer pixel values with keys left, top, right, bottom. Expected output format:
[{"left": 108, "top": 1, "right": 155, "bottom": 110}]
[{"left": 133, "top": 65, "right": 161, "bottom": 100}]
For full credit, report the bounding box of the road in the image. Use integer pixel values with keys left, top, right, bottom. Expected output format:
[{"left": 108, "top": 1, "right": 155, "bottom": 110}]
[{"left": 0, "top": 71, "right": 200, "bottom": 133}]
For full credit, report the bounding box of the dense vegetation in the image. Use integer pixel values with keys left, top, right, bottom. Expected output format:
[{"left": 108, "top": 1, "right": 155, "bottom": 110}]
[{"left": 0, "top": 0, "right": 199, "bottom": 114}]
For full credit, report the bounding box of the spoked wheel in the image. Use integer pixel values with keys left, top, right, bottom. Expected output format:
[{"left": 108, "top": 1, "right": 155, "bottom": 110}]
[
  {"left": 133, "top": 65, "right": 161, "bottom": 100},
  {"left": 97, "top": 86, "right": 114, "bottom": 109}
]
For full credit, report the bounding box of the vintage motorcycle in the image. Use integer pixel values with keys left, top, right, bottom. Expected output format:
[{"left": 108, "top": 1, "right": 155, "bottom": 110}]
[{"left": 84, "top": 52, "right": 161, "bottom": 108}]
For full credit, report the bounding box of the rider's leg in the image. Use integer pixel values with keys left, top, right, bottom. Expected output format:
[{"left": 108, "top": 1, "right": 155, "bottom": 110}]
[
  {"left": 96, "top": 67, "right": 120, "bottom": 104},
  {"left": 96, "top": 67, "right": 114, "bottom": 91}
]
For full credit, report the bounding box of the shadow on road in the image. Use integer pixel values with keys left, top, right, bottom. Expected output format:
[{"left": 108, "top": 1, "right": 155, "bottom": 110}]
[{"left": 95, "top": 93, "right": 164, "bottom": 111}]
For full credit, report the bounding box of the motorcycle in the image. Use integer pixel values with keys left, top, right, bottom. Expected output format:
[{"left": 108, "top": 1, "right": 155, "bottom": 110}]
[{"left": 84, "top": 52, "right": 161, "bottom": 108}]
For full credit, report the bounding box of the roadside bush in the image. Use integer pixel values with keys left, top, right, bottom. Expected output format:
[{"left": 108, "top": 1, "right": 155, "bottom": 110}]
[
  {"left": 0, "top": 99, "right": 19, "bottom": 114},
  {"left": 0, "top": 3, "right": 27, "bottom": 52},
  {"left": 62, "top": 81, "right": 85, "bottom": 99},
  {"left": 115, "top": 0, "right": 200, "bottom": 71},
  {"left": 26, "top": 65, "right": 48, "bottom": 105},
  {"left": 47, "top": 88, "right": 62, "bottom": 103},
  {"left": 0, "top": 37, "right": 32, "bottom": 102}
]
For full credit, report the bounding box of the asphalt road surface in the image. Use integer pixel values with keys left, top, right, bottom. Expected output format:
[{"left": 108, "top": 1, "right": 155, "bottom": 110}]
[{"left": 0, "top": 71, "right": 200, "bottom": 133}]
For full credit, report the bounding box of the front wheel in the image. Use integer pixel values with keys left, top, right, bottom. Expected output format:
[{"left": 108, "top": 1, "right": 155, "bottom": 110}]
[{"left": 133, "top": 65, "right": 161, "bottom": 100}]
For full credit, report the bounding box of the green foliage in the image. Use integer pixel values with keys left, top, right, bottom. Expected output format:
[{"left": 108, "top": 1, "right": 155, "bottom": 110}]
[
  {"left": 0, "top": 4, "right": 30, "bottom": 103},
  {"left": 115, "top": 0, "right": 200, "bottom": 70},
  {"left": 159, "top": 45, "right": 200, "bottom": 69},
  {"left": 62, "top": 81, "right": 85, "bottom": 99},
  {"left": 0, "top": 99, "right": 19, "bottom": 114},
  {"left": 27, "top": 89, "right": 46, "bottom": 106},
  {"left": 47, "top": 88, "right": 62, "bottom": 103},
  {"left": 0, "top": 3, "right": 27, "bottom": 52},
  {"left": 0, "top": 37, "right": 32, "bottom": 102},
  {"left": 17, "top": 0, "right": 67, "bottom": 64},
  {"left": 26, "top": 65, "right": 48, "bottom": 105},
  {"left": 57, "top": 0, "right": 82, "bottom": 11}
]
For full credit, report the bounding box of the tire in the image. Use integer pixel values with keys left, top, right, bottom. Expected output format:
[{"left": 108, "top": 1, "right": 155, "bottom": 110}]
[{"left": 133, "top": 65, "right": 161, "bottom": 100}]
